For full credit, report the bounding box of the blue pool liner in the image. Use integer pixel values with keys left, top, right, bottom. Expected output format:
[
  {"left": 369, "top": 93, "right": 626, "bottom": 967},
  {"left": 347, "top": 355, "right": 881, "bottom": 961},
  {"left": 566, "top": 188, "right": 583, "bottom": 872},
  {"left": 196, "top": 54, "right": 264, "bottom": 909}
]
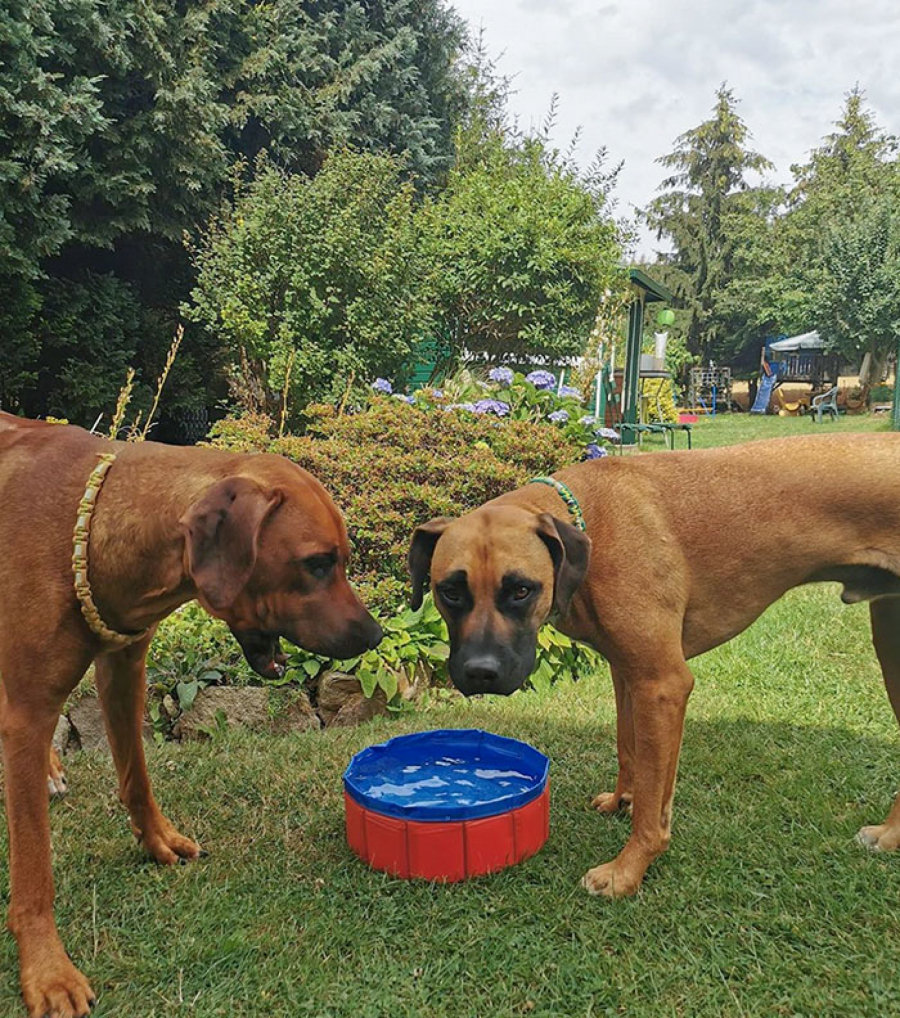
[{"left": 343, "top": 728, "right": 550, "bottom": 822}]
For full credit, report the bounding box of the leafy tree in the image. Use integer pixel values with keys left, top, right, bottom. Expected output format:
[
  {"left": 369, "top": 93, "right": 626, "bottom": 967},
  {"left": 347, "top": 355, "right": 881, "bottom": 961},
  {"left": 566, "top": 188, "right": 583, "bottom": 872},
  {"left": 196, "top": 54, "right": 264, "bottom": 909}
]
[
  {"left": 419, "top": 49, "right": 626, "bottom": 363},
  {"left": 771, "top": 90, "right": 899, "bottom": 335},
  {"left": 720, "top": 89, "right": 900, "bottom": 373},
  {"left": 817, "top": 202, "right": 900, "bottom": 380},
  {"left": 187, "top": 150, "right": 433, "bottom": 411},
  {"left": 645, "top": 85, "right": 773, "bottom": 361}
]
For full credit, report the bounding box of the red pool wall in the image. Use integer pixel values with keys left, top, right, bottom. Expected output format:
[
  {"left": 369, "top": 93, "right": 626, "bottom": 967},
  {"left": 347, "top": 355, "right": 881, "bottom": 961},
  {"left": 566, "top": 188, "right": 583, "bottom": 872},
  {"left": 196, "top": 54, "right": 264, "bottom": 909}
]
[{"left": 344, "top": 783, "right": 550, "bottom": 882}]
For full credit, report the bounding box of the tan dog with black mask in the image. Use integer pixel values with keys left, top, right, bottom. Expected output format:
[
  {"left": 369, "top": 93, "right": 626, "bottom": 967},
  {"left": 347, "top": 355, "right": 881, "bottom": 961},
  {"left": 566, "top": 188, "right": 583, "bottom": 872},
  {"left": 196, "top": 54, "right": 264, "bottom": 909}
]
[
  {"left": 409, "top": 433, "right": 900, "bottom": 900},
  {"left": 0, "top": 412, "right": 382, "bottom": 1018}
]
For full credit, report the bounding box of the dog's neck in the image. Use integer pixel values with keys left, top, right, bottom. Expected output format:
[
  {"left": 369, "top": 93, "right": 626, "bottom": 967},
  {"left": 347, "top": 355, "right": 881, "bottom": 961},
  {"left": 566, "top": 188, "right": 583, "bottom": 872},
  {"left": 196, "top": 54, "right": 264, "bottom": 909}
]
[
  {"left": 84, "top": 445, "right": 235, "bottom": 634},
  {"left": 495, "top": 473, "right": 588, "bottom": 526}
]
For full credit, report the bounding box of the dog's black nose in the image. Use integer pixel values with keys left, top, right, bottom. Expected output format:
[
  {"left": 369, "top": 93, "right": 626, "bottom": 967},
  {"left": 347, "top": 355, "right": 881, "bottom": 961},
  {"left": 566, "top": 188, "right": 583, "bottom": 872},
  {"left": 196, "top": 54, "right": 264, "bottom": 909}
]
[
  {"left": 463, "top": 655, "right": 502, "bottom": 688},
  {"left": 365, "top": 619, "right": 384, "bottom": 650}
]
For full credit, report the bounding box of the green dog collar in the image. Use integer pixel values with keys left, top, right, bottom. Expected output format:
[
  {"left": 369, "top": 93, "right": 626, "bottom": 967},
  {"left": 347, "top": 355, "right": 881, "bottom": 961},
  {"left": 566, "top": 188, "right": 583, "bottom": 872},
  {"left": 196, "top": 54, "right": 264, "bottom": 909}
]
[{"left": 527, "top": 476, "right": 587, "bottom": 532}]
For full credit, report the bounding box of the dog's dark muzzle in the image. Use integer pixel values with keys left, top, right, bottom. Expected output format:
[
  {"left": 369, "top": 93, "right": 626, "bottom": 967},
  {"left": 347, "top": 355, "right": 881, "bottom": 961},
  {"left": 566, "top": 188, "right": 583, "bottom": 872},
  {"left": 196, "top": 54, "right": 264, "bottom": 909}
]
[{"left": 449, "top": 640, "right": 535, "bottom": 697}]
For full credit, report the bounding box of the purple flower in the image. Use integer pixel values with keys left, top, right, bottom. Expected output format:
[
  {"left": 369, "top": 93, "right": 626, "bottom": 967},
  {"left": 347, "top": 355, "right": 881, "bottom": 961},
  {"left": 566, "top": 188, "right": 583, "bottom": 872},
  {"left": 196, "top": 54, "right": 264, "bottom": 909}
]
[
  {"left": 596, "top": 426, "right": 620, "bottom": 441},
  {"left": 559, "top": 385, "right": 583, "bottom": 401},
  {"left": 489, "top": 366, "right": 514, "bottom": 386},
  {"left": 585, "top": 443, "right": 609, "bottom": 460},
  {"left": 393, "top": 393, "right": 415, "bottom": 404},
  {"left": 430, "top": 389, "right": 444, "bottom": 399},
  {"left": 579, "top": 414, "right": 597, "bottom": 426},
  {"left": 548, "top": 409, "right": 569, "bottom": 424},
  {"left": 371, "top": 378, "right": 393, "bottom": 395},
  {"left": 526, "top": 369, "right": 556, "bottom": 391},
  {"left": 446, "top": 402, "right": 477, "bottom": 413},
  {"left": 473, "top": 398, "right": 510, "bottom": 417}
]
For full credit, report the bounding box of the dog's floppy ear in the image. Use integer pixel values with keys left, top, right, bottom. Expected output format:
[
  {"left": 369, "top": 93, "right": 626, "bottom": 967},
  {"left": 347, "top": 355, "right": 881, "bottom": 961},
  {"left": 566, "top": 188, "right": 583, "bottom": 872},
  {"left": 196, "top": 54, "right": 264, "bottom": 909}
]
[
  {"left": 180, "top": 476, "right": 283, "bottom": 613},
  {"left": 408, "top": 517, "right": 454, "bottom": 610},
  {"left": 535, "top": 512, "right": 591, "bottom": 615}
]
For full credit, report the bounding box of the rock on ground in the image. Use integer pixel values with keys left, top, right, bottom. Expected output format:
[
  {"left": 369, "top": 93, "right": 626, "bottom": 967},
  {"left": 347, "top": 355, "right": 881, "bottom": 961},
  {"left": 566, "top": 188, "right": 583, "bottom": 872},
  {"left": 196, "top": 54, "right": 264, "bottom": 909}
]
[
  {"left": 67, "top": 695, "right": 153, "bottom": 753},
  {"left": 178, "top": 686, "right": 320, "bottom": 740},
  {"left": 317, "top": 671, "right": 389, "bottom": 727},
  {"left": 67, "top": 696, "right": 110, "bottom": 753}
]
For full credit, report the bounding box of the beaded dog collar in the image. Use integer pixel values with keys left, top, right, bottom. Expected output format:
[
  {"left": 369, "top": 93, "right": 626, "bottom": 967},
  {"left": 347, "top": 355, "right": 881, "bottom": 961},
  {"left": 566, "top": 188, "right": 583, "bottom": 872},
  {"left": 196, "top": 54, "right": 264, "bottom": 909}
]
[
  {"left": 72, "top": 452, "right": 149, "bottom": 647},
  {"left": 527, "top": 476, "right": 587, "bottom": 532}
]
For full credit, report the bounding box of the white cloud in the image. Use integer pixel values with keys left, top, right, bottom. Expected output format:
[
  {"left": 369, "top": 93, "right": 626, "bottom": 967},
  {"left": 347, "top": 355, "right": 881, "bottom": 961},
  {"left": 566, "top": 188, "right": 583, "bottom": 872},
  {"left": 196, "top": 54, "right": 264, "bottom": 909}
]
[{"left": 450, "top": 0, "right": 900, "bottom": 257}]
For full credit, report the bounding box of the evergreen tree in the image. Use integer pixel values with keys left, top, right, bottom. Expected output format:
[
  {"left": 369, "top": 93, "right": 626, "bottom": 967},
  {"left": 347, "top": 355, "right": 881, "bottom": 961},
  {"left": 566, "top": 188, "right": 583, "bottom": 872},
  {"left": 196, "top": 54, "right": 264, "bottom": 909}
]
[
  {"left": 0, "top": 0, "right": 470, "bottom": 421},
  {"left": 645, "top": 85, "right": 773, "bottom": 361}
]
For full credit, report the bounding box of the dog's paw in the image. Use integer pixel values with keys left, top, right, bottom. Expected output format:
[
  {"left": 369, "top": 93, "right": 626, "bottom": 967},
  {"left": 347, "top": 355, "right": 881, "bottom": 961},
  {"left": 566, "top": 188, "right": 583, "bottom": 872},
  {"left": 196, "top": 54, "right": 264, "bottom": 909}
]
[
  {"left": 581, "top": 860, "right": 643, "bottom": 898},
  {"left": 136, "top": 815, "right": 202, "bottom": 866},
  {"left": 21, "top": 955, "right": 95, "bottom": 1018},
  {"left": 856, "top": 824, "right": 900, "bottom": 853},
  {"left": 590, "top": 790, "right": 633, "bottom": 815},
  {"left": 47, "top": 751, "right": 68, "bottom": 799}
]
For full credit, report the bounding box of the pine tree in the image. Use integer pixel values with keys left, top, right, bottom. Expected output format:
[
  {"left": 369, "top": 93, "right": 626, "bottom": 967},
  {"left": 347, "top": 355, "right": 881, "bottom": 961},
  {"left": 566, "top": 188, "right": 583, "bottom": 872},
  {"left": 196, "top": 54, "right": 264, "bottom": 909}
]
[{"left": 645, "top": 85, "right": 773, "bottom": 360}]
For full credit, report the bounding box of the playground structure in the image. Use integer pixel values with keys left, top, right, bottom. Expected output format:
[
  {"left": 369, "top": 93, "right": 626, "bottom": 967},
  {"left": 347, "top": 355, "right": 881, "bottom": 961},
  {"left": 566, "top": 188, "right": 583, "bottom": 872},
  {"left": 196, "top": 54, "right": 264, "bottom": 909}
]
[
  {"left": 687, "top": 365, "right": 733, "bottom": 414},
  {"left": 751, "top": 331, "right": 842, "bottom": 415}
]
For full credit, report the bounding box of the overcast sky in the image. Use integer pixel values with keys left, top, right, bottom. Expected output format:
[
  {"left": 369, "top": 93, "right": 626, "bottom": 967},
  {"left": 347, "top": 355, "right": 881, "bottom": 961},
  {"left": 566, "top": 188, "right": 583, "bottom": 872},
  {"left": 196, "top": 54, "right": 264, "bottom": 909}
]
[{"left": 449, "top": 0, "right": 900, "bottom": 257}]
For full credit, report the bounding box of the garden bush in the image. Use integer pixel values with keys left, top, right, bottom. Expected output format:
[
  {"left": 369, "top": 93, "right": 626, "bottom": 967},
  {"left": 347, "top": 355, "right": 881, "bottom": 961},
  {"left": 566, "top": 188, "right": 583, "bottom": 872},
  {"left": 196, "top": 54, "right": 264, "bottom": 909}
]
[
  {"left": 186, "top": 151, "right": 433, "bottom": 414},
  {"left": 207, "top": 393, "right": 585, "bottom": 610}
]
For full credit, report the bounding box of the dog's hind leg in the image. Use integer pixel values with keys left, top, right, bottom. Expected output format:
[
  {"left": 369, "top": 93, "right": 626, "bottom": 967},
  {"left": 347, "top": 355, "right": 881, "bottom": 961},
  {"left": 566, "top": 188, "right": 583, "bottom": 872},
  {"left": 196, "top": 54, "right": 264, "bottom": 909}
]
[
  {"left": 858, "top": 596, "right": 900, "bottom": 853},
  {"left": 582, "top": 653, "right": 695, "bottom": 898},
  {"left": 95, "top": 641, "right": 201, "bottom": 865},
  {"left": 591, "top": 669, "right": 634, "bottom": 815}
]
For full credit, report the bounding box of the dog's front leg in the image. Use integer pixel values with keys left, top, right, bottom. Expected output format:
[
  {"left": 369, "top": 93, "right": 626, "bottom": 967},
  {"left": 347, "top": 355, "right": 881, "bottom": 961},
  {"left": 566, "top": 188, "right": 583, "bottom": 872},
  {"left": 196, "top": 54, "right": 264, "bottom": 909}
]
[
  {"left": 592, "top": 668, "right": 634, "bottom": 815},
  {"left": 0, "top": 684, "right": 96, "bottom": 1018},
  {"left": 95, "top": 643, "right": 201, "bottom": 865},
  {"left": 583, "top": 658, "right": 694, "bottom": 898}
]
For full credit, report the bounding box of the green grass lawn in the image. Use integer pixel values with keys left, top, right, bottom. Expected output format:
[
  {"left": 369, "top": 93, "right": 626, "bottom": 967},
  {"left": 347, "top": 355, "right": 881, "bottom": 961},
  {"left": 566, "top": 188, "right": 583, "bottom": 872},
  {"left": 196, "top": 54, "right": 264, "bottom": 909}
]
[
  {"left": 2, "top": 413, "right": 899, "bottom": 1018},
  {"left": 638, "top": 406, "right": 891, "bottom": 451}
]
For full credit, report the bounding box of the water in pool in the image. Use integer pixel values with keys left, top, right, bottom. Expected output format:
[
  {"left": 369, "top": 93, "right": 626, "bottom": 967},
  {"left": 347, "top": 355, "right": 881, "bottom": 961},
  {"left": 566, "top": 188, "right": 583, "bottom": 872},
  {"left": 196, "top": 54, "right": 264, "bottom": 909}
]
[{"left": 357, "top": 755, "right": 537, "bottom": 811}]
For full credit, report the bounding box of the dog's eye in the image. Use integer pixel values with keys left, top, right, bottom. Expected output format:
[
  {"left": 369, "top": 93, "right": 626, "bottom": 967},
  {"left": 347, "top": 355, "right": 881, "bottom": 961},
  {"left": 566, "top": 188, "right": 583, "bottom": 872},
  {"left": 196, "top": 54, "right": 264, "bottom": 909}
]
[
  {"left": 512, "top": 585, "right": 532, "bottom": 601},
  {"left": 304, "top": 555, "right": 334, "bottom": 579},
  {"left": 439, "top": 587, "right": 462, "bottom": 606}
]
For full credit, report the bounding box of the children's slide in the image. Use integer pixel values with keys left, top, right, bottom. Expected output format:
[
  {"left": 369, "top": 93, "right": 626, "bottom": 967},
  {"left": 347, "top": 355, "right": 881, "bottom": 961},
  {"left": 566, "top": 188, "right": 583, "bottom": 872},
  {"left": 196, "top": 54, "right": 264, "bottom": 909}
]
[{"left": 750, "top": 371, "right": 777, "bottom": 414}]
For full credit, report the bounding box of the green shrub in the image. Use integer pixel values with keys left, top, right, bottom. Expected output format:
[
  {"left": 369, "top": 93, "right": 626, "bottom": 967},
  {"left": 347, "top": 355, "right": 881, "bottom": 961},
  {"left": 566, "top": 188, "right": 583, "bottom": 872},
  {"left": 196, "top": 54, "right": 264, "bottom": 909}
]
[
  {"left": 186, "top": 151, "right": 433, "bottom": 414},
  {"left": 419, "top": 129, "right": 626, "bottom": 362},
  {"left": 146, "top": 602, "right": 256, "bottom": 736},
  {"left": 208, "top": 398, "right": 583, "bottom": 612}
]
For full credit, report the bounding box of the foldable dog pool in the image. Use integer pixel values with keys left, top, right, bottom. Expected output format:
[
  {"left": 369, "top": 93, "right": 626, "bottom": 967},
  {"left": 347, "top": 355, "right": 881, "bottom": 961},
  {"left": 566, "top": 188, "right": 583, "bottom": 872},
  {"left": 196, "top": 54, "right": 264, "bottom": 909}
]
[{"left": 343, "top": 729, "right": 550, "bottom": 882}]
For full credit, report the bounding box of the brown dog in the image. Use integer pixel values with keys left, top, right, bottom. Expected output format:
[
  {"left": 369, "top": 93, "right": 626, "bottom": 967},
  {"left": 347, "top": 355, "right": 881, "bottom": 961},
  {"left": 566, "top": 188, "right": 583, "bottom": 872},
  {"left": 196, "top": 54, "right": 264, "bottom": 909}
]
[
  {"left": 409, "top": 433, "right": 900, "bottom": 898},
  {"left": 0, "top": 412, "right": 381, "bottom": 1018}
]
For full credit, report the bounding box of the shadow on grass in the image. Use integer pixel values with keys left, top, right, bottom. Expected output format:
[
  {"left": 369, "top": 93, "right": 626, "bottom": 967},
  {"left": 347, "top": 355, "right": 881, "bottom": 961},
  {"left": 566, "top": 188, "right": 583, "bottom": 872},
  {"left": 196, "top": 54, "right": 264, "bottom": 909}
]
[{"left": 0, "top": 713, "right": 897, "bottom": 1018}]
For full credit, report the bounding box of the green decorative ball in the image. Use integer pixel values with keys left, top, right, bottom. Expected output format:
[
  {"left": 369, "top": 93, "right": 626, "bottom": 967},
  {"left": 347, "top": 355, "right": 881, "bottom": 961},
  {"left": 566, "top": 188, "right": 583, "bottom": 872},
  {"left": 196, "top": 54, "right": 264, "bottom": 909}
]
[{"left": 657, "top": 308, "right": 675, "bottom": 326}]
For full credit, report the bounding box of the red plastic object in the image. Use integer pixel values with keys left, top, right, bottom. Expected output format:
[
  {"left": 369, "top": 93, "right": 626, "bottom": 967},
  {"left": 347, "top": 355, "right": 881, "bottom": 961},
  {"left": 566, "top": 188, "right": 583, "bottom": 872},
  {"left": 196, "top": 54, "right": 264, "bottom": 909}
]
[{"left": 345, "top": 783, "right": 550, "bottom": 882}]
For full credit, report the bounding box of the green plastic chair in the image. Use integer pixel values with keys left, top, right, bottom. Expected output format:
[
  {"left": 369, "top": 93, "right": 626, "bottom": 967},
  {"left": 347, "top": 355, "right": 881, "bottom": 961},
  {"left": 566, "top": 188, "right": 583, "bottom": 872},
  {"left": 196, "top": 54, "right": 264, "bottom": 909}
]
[{"left": 811, "top": 386, "right": 839, "bottom": 423}]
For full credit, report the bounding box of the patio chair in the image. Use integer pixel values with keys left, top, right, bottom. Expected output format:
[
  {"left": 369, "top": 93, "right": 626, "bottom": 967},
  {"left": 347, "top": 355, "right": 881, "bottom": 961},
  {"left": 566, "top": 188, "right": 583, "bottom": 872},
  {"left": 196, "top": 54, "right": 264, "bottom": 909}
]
[
  {"left": 652, "top": 387, "right": 692, "bottom": 449},
  {"left": 810, "top": 385, "right": 839, "bottom": 424}
]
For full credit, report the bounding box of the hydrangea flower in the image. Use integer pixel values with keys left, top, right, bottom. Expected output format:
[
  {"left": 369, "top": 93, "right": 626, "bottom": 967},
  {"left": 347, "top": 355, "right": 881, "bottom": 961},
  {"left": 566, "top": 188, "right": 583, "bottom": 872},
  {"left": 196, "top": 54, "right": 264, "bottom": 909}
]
[
  {"left": 488, "top": 366, "right": 514, "bottom": 386},
  {"left": 473, "top": 398, "right": 510, "bottom": 417},
  {"left": 392, "top": 393, "right": 415, "bottom": 404},
  {"left": 548, "top": 409, "right": 569, "bottom": 424},
  {"left": 596, "top": 426, "right": 620, "bottom": 441},
  {"left": 525, "top": 369, "right": 556, "bottom": 390},
  {"left": 371, "top": 378, "right": 393, "bottom": 395},
  {"left": 430, "top": 389, "right": 444, "bottom": 399},
  {"left": 585, "top": 443, "right": 609, "bottom": 460},
  {"left": 446, "top": 402, "right": 478, "bottom": 413},
  {"left": 559, "top": 385, "right": 583, "bottom": 401},
  {"left": 579, "top": 414, "right": 597, "bottom": 427}
]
